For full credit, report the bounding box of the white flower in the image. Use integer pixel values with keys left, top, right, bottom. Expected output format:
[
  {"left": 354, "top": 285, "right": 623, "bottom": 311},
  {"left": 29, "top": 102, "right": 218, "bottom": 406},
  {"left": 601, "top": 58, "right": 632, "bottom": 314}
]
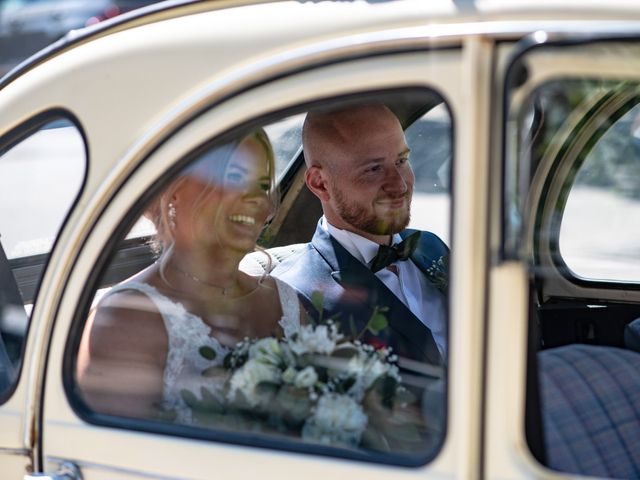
[
  {"left": 229, "top": 359, "right": 280, "bottom": 407},
  {"left": 344, "top": 351, "right": 400, "bottom": 400},
  {"left": 294, "top": 366, "right": 318, "bottom": 389},
  {"left": 248, "top": 338, "right": 286, "bottom": 367},
  {"left": 282, "top": 366, "right": 297, "bottom": 384},
  {"left": 302, "top": 393, "right": 368, "bottom": 446},
  {"left": 288, "top": 323, "right": 343, "bottom": 356}
]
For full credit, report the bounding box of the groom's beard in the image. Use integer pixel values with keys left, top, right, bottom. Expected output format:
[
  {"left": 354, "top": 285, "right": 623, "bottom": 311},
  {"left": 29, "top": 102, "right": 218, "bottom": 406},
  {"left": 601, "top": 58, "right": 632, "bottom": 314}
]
[{"left": 333, "top": 188, "right": 411, "bottom": 236}]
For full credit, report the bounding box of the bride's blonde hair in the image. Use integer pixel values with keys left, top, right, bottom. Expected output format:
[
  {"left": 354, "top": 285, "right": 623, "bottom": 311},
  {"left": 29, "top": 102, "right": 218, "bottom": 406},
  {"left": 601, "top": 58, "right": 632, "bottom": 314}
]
[{"left": 144, "top": 129, "right": 277, "bottom": 279}]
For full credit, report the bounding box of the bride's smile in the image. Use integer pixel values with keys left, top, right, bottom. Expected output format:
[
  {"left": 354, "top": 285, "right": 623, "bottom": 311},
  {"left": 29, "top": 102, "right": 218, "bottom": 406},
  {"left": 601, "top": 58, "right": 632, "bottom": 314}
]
[{"left": 228, "top": 214, "right": 256, "bottom": 225}]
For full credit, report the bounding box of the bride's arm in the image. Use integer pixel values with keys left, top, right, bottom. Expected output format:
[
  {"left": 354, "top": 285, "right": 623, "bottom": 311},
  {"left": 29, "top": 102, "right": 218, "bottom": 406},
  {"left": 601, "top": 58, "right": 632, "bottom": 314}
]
[{"left": 77, "top": 291, "right": 168, "bottom": 419}]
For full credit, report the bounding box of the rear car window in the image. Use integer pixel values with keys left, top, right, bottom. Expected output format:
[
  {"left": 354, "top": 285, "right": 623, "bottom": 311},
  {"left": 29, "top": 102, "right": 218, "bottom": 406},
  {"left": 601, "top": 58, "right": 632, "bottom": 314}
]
[{"left": 0, "top": 116, "right": 85, "bottom": 401}]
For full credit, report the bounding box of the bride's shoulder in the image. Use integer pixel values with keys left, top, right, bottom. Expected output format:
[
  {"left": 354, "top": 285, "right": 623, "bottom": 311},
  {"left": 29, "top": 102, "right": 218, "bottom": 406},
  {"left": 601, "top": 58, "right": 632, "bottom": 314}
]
[
  {"left": 92, "top": 267, "right": 172, "bottom": 329},
  {"left": 93, "top": 282, "right": 164, "bottom": 327}
]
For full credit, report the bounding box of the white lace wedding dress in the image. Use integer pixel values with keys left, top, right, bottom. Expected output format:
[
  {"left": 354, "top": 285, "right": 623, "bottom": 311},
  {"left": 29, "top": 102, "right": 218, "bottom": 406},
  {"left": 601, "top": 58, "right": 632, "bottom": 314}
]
[{"left": 106, "top": 277, "right": 301, "bottom": 424}]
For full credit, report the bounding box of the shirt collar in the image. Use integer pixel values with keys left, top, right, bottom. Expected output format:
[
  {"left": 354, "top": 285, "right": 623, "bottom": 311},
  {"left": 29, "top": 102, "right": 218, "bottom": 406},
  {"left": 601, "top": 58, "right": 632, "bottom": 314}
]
[{"left": 321, "top": 216, "right": 402, "bottom": 266}]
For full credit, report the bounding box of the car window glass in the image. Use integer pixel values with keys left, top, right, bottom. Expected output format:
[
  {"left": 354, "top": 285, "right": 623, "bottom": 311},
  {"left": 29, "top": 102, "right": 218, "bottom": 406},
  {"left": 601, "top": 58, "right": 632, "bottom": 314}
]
[
  {"left": 74, "top": 92, "right": 451, "bottom": 466},
  {"left": 263, "top": 112, "right": 304, "bottom": 180},
  {"left": 510, "top": 78, "right": 640, "bottom": 284},
  {"left": 0, "top": 117, "right": 85, "bottom": 401},
  {"left": 559, "top": 102, "right": 640, "bottom": 282},
  {"left": 406, "top": 104, "right": 451, "bottom": 245}
]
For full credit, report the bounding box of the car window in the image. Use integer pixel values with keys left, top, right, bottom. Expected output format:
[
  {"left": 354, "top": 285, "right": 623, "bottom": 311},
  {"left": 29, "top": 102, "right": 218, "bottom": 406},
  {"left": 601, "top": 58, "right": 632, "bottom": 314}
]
[
  {"left": 73, "top": 91, "right": 452, "bottom": 466},
  {"left": 510, "top": 78, "right": 640, "bottom": 284},
  {"left": 0, "top": 117, "right": 85, "bottom": 401},
  {"left": 559, "top": 100, "right": 640, "bottom": 282}
]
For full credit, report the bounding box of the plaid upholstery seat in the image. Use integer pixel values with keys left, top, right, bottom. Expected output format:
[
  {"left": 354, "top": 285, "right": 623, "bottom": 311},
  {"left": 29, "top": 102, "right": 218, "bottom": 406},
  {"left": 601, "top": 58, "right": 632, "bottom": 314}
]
[{"left": 538, "top": 344, "right": 640, "bottom": 479}]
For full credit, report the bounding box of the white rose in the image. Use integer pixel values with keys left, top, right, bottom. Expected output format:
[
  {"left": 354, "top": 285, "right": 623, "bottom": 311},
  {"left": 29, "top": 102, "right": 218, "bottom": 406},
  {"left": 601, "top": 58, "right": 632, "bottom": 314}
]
[
  {"left": 229, "top": 359, "right": 280, "bottom": 407},
  {"left": 294, "top": 366, "right": 318, "bottom": 389},
  {"left": 282, "top": 366, "right": 297, "bottom": 384},
  {"left": 289, "top": 323, "right": 343, "bottom": 356},
  {"left": 249, "top": 338, "right": 285, "bottom": 367},
  {"left": 301, "top": 393, "right": 367, "bottom": 446},
  {"left": 347, "top": 351, "right": 400, "bottom": 397}
]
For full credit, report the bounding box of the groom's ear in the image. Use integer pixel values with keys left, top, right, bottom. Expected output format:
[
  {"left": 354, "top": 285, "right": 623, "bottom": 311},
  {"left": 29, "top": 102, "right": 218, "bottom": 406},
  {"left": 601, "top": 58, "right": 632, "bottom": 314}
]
[{"left": 306, "top": 166, "right": 331, "bottom": 202}]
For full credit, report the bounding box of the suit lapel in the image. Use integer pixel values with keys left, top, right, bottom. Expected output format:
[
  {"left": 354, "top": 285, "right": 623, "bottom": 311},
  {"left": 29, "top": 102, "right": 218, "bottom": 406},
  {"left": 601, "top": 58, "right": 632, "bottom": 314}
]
[
  {"left": 401, "top": 229, "right": 432, "bottom": 274},
  {"left": 402, "top": 229, "right": 449, "bottom": 295}
]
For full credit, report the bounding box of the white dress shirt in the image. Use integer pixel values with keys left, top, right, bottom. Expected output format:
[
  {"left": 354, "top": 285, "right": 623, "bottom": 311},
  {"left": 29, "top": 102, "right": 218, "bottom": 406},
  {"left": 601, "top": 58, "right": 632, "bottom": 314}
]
[{"left": 322, "top": 217, "right": 447, "bottom": 357}]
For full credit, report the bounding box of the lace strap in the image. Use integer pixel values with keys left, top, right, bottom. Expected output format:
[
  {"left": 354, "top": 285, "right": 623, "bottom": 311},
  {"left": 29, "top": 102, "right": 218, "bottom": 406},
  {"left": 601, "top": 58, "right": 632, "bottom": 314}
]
[
  {"left": 105, "top": 282, "right": 218, "bottom": 405},
  {"left": 273, "top": 277, "right": 301, "bottom": 337},
  {"left": 104, "top": 282, "right": 189, "bottom": 321}
]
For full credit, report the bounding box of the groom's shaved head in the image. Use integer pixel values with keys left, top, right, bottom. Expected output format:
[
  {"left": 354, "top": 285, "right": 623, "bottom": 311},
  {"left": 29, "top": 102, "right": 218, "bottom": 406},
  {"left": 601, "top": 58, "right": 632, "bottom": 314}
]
[
  {"left": 301, "top": 102, "right": 412, "bottom": 242},
  {"left": 302, "top": 103, "right": 400, "bottom": 170}
]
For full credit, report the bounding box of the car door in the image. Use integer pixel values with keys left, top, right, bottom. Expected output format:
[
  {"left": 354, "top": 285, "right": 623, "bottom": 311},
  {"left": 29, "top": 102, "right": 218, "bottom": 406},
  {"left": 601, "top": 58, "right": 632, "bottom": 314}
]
[
  {"left": 0, "top": 114, "right": 87, "bottom": 479},
  {"left": 29, "top": 24, "right": 494, "bottom": 480},
  {"left": 484, "top": 29, "right": 640, "bottom": 479}
]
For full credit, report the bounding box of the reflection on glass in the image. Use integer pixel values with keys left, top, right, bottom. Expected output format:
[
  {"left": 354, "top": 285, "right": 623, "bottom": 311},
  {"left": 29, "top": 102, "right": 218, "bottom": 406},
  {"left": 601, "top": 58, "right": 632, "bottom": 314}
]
[
  {"left": 511, "top": 79, "right": 640, "bottom": 282},
  {"left": 77, "top": 98, "right": 450, "bottom": 464},
  {"left": 263, "top": 113, "right": 304, "bottom": 179},
  {"left": 406, "top": 103, "right": 451, "bottom": 245}
]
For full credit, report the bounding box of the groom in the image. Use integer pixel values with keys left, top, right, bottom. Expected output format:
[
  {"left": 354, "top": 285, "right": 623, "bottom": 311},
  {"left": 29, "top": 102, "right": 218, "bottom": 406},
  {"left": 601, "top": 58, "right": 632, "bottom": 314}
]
[{"left": 271, "top": 103, "right": 449, "bottom": 366}]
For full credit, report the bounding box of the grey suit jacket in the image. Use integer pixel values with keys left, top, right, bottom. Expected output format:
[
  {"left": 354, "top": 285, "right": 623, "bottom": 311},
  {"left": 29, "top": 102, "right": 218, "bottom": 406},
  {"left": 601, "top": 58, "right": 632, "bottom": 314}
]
[{"left": 271, "top": 220, "right": 449, "bottom": 365}]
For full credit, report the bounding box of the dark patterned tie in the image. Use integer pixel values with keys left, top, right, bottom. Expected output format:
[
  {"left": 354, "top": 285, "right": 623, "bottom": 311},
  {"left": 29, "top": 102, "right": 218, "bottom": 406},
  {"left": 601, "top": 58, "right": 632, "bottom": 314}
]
[{"left": 370, "top": 231, "right": 420, "bottom": 273}]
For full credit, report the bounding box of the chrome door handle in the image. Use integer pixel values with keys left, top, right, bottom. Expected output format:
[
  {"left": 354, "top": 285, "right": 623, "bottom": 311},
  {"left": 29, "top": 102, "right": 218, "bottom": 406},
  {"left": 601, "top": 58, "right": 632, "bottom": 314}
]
[{"left": 24, "top": 460, "right": 82, "bottom": 480}]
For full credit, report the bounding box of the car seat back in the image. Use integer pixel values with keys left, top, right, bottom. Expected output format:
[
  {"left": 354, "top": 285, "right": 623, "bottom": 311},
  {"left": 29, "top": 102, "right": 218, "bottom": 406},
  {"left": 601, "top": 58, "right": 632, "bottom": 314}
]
[
  {"left": 240, "top": 243, "right": 307, "bottom": 276},
  {"left": 539, "top": 344, "right": 640, "bottom": 478}
]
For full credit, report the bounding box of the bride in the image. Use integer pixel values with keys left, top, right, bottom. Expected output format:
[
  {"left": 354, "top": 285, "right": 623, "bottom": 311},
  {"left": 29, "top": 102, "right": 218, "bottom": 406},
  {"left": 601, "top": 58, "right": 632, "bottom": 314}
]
[{"left": 77, "top": 129, "right": 302, "bottom": 422}]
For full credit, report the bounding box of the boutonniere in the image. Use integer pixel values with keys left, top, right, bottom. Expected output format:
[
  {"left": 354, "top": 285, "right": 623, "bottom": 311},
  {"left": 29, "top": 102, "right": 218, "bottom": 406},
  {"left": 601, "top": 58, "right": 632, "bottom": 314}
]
[{"left": 425, "top": 254, "right": 449, "bottom": 294}]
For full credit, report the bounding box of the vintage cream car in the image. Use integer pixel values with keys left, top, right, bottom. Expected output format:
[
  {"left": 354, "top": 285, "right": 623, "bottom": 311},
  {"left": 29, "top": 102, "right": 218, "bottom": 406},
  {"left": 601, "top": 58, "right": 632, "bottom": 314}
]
[{"left": 1, "top": 0, "right": 640, "bottom": 478}]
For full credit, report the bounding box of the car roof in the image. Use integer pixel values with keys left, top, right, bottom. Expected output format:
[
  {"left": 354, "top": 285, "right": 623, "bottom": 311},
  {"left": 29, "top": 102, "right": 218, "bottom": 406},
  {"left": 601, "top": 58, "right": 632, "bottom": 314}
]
[
  {"left": 4, "top": 0, "right": 640, "bottom": 84},
  {"left": 3, "top": 0, "right": 640, "bottom": 86},
  {"left": 2, "top": 0, "right": 640, "bottom": 185}
]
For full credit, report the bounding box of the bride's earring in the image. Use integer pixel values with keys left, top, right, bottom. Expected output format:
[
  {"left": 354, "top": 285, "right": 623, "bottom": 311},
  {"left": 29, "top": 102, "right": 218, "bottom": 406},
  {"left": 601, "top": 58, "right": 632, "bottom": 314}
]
[{"left": 168, "top": 202, "right": 177, "bottom": 231}]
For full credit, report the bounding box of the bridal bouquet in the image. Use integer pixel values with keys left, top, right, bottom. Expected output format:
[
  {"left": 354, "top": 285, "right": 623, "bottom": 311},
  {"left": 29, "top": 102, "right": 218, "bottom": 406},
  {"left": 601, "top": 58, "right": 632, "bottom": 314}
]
[{"left": 181, "top": 298, "right": 423, "bottom": 450}]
